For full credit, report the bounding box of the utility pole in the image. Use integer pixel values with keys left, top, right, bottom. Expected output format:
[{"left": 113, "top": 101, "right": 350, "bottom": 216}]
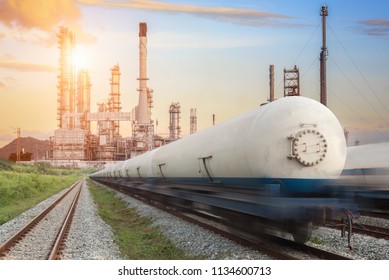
[{"left": 320, "top": 5, "right": 328, "bottom": 106}]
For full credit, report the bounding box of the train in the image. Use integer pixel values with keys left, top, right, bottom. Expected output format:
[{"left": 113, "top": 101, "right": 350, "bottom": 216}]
[
  {"left": 338, "top": 142, "right": 389, "bottom": 212},
  {"left": 91, "top": 96, "right": 354, "bottom": 243},
  {"left": 341, "top": 142, "right": 389, "bottom": 188}
]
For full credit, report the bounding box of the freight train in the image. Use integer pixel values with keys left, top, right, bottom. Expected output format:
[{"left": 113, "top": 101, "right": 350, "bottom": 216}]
[
  {"left": 338, "top": 142, "right": 389, "bottom": 212},
  {"left": 90, "top": 96, "right": 354, "bottom": 243},
  {"left": 341, "top": 142, "right": 389, "bottom": 188}
]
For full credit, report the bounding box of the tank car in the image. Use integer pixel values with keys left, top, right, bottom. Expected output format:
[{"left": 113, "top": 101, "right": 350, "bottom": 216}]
[
  {"left": 341, "top": 142, "right": 389, "bottom": 188},
  {"left": 339, "top": 142, "right": 389, "bottom": 212},
  {"left": 91, "top": 96, "right": 351, "bottom": 243}
]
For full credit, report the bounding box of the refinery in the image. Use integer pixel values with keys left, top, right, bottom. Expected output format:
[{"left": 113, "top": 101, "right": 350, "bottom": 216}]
[
  {"left": 49, "top": 19, "right": 317, "bottom": 166},
  {"left": 1, "top": 3, "right": 389, "bottom": 268},
  {"left": 51, "top": 23, "right": 193, "bottom": 165},
  {"left": 5, "top": 6, "right": 333, "bottom": 166}
]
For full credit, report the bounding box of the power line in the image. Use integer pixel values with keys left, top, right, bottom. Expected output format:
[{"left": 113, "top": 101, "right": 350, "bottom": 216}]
[
  {"left": 329, "top": 56, "right": 389, "bottom": 128},
  {"left": 328, "top": 23, "right": 389, "bottom": 116},
  {"left": 329, "top": 88, "right": 389, "bottom": 142},
  {"left": 290, "top": 24, "right": 320, "bottom": 68}
]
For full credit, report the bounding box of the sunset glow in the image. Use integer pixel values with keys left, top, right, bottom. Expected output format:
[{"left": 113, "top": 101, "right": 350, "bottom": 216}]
[{"left": 0, "top": 0, "right": 388, "bottom": 148}]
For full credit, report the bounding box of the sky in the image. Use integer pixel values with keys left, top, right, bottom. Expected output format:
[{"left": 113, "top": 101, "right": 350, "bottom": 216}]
[{"left": 0, "top": 0, "right": 388, "bottom": 148}]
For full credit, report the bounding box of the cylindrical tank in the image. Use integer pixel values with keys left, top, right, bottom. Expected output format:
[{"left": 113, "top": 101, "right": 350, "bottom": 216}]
[
  {"left": 93, "top": 96, "right": 347, "bottom": 194},
  {"left": 149, "top": 96, "right": 346, "bottom": 192}
]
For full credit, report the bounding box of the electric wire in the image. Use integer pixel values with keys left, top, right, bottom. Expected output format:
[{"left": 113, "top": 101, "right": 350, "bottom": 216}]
[
  {"left": 328, "top": 23, "right": 389, "bottom": 117},
  {"left": 275, "top": 24, "right": 320, "bottom": 97},
  {"left": 329, "top": 55, "right": 389, "bottom": 128},
  {"left": 328, "top": 88, "right": 389, "bottom": 142},
  {"left": 289, "top": 24, "right": 320, "bottom": 68}
]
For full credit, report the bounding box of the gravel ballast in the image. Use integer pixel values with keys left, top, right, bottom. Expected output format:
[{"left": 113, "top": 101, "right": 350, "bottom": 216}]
[{"left": 1, "top": 180, "right": 388, "bottom": 260}]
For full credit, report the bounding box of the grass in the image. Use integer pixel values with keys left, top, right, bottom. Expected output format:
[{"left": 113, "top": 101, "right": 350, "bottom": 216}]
[
  {"left": 309, "top": 236, "right": 327, "bottom": 246},
  {"left": 88, "top": 179, "right": 196, "bottom": 259},
  {"left": 0, "top": 160, "right": 85, "bottom": 225}
]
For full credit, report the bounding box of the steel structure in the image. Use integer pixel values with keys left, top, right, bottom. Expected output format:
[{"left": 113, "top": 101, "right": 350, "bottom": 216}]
[
  {"left": 57, "top": 26, "right": 76, "bottom": 129},
  {"left": 190, "top": 108, "right": 197, "bottom": 135},
  {"left": 269, "top": 65, "right": 275, "bottom": 102},
  {"left": 108, "top": 64, "right": 121, "bottom": 139},
  {"left": 52, "top": 23, "right": 180, "bottom": 162},
  {"left": 284, "top": 66, "right": 300, "bottom": 97},
  {"left": 132, "top": 22, "right": 155, "bottom": 156},
  {"left": 320, "top": 5, "right": 328, "bottom": 106},
  {"left": 169, "top": 102, "right": 181, "bottom": 140},
  {"left": 76, "top": 69, "right": 91, "bottom": 131}
]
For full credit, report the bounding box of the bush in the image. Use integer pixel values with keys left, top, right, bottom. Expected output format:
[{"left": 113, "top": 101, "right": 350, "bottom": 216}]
[{"left": 0, "top": 160, "right": 13, "bottom": 171}]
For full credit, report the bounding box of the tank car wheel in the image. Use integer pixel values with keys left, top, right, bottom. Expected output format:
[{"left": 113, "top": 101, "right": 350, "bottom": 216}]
[{"left": 291, "top": 221, "right": 313, "bottom": 244}]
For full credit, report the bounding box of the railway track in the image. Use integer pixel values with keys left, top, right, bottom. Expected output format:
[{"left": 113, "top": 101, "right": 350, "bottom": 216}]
[
  {"left": 97, "top": 180, "right": 351, "bottom": 260},
  {"left": 172, "top": 210, "right": 352, "bottom": 260},
  {"left": 0, "top": 179, "right": 83, "bottom": 260},
  {"left": 326, "top": 219, "right": 389, "bottom": 241},
  {"left": 359, "top": 210, "right": 389, "bottom": 220}
]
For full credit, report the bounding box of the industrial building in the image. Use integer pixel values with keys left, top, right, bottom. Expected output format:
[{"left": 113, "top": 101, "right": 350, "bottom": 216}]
[{"left": 51, "top": 23, "right": 185, "bottom": 163}]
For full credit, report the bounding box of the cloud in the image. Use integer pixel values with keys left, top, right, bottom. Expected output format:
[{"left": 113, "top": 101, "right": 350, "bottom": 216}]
[
  {"left": 77, "top": 0, "right": 301, "bottom": 27},
  {"left": 358, "top": 19, "right": 389, "bottom": 36},
  {"left": 0, "top": 81, "right": 6, "bottom": 88},
  {"left": 0, "top": 53, "right": 15, "bottom": 60},
  {"left": 0, "top": 61, "right": 56, "bottom": 72},
  {"left": 0, "top": 0, "right": 81, "bottom": 31},
  {"left": 4, "top": 76, "right": 16, "bottom": 82},
  {"left": 0, "top": 0, "right": 96, "bottom": 45}
]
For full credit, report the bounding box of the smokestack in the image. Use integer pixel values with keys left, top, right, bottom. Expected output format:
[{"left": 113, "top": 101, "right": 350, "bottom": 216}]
[
  {"left": 139, "top": 22, "right": 147, "bottom": 37},
  {"left": 269, "top": 65, "right": 275, "bottom": 102},
  {"left": 320, "top": 5, "right": 328, "bottom": 106},
  {"left": 136, "top": 22, "right": 150, "bottom": 124}
]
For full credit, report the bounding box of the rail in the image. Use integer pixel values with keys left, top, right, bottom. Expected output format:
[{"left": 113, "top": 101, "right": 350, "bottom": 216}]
[{"left": 0, "top": 179, "right": 83, "bottom": 259}]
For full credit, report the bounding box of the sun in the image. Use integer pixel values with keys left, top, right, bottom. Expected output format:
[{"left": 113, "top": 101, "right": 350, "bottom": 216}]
[{"left": 73, "top": 48, "right": 87, "bottom": 70}]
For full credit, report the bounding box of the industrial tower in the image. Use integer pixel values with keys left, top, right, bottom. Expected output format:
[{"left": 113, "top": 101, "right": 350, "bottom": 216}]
[
  {"left": 190, "top": 108, "right": 197, "bottom": 135},
  {"left": 57, "top": 26, "right": 76, "bottom": 129},
  {"left": 284, "top": 66, "right": 300, "bottom": 97},
  {"left": 320, "top": 5, "right": 328, "bottom": 106},
  {"left": 132, "top": 22, "right": 155, "bottom": 154},
  {"left": 52, "top": 23, "right": 182, "bottom": 164},
  {"left": 169, "top": 103, "right": 181, "bottom": 140}
]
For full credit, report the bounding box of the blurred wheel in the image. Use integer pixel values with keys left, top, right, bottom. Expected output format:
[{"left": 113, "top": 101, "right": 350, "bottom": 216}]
[{"left": 292, "top": 221, "right": 313, "bottom": 243}]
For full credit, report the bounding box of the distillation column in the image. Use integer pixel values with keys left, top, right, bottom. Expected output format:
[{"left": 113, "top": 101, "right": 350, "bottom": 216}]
[
  {"left": 76, "top": 69, "right": 91, "bottom": 131},
  {"left": 57, "top": 26, "right": 76, "bottom": 129},
  {"left": 190, "top": 108, "right": 197, "bottom": 135},
  {"left": 169, "top": 103, "right": 181, "bottom": 140},
  {"left": 109, "top": 64, "right": 121, "bottom": 139}
]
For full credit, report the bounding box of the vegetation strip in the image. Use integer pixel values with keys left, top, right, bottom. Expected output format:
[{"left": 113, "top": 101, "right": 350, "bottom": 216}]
[
  {"left": 0, "top": 160, "right": 86, "bottom": 225},
  {"left": 88, "top": 179, "right": 193, "bottom": 260}
]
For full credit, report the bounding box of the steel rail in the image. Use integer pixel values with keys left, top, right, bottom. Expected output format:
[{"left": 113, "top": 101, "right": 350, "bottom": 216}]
[
  {"left": 326, "top": 219, "right": 389, "bottom": 240},
  {"left": 48, "top": 180, "right": 83, "bottom": 260},
  {"left": 0, "top": 179, "right": 81, "bottom": 257}
]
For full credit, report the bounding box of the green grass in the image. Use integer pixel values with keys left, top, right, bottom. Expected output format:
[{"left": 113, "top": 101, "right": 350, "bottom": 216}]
[
  {"left": 88, "top": 179, "right": 196, "bottom": 260},
  {"left": 0, "top": 160, "right": 85, "bottom": 225},
  {"left": 309, "top": 236, "right": 327, "bottom": 246}
]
